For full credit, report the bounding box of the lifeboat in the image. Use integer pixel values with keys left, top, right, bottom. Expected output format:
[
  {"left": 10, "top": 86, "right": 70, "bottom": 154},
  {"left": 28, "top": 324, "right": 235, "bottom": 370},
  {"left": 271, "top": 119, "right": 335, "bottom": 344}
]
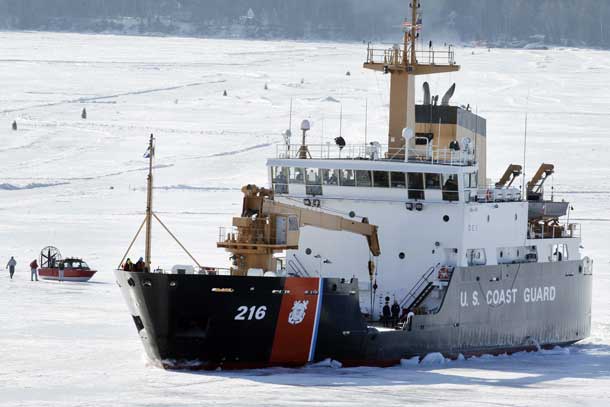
[{"left": 38, "top": 246, "right": 97, "bottom": 282}]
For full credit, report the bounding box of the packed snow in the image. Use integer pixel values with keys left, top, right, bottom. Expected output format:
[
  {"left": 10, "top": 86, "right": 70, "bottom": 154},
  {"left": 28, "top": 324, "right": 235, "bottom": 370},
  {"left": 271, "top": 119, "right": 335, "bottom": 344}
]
[{"left": 0, "top": 32, "right": 609, "bottom": 406}]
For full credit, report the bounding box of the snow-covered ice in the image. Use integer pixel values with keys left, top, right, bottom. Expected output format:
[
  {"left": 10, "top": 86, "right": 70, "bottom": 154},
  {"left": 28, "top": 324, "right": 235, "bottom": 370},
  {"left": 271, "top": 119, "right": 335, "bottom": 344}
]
[{"left": 0, "top": 32, "right": 609, "bottom": 406}]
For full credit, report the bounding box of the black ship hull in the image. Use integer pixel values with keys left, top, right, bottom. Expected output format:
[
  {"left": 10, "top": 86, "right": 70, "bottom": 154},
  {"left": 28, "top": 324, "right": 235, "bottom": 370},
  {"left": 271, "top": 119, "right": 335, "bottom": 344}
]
[{"left": 115, "top": 259, "right": 592, "bottom": 370}]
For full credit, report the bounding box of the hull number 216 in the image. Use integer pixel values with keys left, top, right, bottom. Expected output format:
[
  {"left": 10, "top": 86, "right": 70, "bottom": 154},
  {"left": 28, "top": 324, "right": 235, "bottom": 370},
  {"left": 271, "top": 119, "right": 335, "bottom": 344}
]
[{"left": 234, "top": 305, "right": 267, "bottom": 320}]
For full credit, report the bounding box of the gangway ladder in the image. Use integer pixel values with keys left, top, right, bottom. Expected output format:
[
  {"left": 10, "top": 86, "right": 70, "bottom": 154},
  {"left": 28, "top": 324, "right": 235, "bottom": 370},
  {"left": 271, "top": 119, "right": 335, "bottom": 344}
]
[{"left": 399, "top": 264, "right": 439, "bottom": 312}]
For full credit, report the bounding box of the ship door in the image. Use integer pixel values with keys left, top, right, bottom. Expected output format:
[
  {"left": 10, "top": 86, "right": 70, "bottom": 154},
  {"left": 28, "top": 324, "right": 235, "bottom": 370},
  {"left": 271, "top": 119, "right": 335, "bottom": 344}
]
[{"left": 276, "top": 216, "right": 288, "bottom": 245}]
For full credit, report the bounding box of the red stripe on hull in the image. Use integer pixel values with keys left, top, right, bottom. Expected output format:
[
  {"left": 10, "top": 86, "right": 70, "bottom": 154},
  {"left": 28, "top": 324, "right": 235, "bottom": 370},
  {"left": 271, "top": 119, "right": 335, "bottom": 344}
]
[{"left": 269, "top": 278, "right": 320, "bottom": 365}]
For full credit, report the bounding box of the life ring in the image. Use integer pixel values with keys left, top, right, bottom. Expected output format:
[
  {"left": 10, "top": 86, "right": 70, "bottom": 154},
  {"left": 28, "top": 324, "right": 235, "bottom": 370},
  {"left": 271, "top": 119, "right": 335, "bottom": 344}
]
[{"left": 438, "top": 266, "right": 450, "bottom": 280}]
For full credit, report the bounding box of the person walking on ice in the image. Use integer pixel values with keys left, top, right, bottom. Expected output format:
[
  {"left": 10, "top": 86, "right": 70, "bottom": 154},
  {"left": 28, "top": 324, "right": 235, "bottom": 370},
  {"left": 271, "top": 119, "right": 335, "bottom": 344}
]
[
  {"left": 29, "top": 259, "right": 38, "bottom": 281},
  {"left": 6, "top": 256, "right": 16, "bottom": 279}
]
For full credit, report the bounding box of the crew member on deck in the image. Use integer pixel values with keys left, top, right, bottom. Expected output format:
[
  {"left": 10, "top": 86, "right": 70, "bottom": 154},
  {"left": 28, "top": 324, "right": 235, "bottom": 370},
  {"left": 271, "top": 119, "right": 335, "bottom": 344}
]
[
  {"left": 123, "top": 258, "right": 133, "bottom": 271},
  {"left": 382, "top": 297, "right": 391, "bottom": 327},
  {"left": 391, "top": 299, "right": 400, "bottom": 327},
  {"left": 134, "top": 257, "right": 145, "bottom": 272}
]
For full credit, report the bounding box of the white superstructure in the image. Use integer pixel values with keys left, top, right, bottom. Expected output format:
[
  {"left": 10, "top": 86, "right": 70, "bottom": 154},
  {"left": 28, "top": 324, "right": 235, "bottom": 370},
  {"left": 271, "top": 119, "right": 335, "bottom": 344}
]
[{"left": 267, "top": 141, "right": 581, "bottom": 315}]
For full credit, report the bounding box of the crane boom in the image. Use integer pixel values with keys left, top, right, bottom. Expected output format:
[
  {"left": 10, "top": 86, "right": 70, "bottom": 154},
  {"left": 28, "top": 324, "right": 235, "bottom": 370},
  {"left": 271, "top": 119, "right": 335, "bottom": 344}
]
[
  {"left": 217, "top": 184, "right": 381, "bottom": 276},
  {"left": 264, "top": 200, "right": 381, "bottom": 257}
]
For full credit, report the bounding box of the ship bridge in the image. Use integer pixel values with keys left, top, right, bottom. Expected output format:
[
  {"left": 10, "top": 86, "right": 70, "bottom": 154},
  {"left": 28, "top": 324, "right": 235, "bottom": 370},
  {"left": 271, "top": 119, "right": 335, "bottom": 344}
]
[{"left": 268, "top": 139, "right": 481, "bottom": 204}]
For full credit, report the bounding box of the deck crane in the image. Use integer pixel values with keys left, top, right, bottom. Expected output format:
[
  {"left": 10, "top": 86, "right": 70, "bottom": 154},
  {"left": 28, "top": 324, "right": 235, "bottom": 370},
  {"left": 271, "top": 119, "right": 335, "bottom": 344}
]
[{"left": 217, "top": 184, "right": 381, "bottom": 276}]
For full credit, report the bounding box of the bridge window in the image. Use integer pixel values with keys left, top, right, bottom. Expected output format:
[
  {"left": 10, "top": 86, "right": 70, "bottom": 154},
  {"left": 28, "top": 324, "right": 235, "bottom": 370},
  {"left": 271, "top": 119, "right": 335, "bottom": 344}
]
[
  {"left": 340, "top": 169, "right": 355, "bottom": 186},
  {"left": 425, "top": 173, "right": 441, "bottom": 189},
  {"left": 272, "top": 166, "right": 289, "bottom": 194},
  {"left": 272, "top": 166, "right": 288, "bottom": 183},
  {"left": 442, "top": 173, "right": 459, "bottom": 201},
  {"left": 373, "top": 171, "right": 390, "bottom": 188},
  {"left": 463, "top": 172, "right": 478, "bottom": 188},
  {"left": 321, "top": 169, "right": 339, "bottom": 185},
  {"left": 356, "top": 170, "right": 372, "bottom": 187},
  {"left": 390, "top": 172, "right": 406, "bottom": 188},
  {"left": 306, "top": 168, "right": 321, "bottom": 185},
  {"left": 305, "top": 168, "right": 322, "bottom": 195},
  {"left": 407, "top": 172, "right": 424, "bottom": 200},
  {"left": 289, "top": 167, "right": 305, "bottom": 184}
]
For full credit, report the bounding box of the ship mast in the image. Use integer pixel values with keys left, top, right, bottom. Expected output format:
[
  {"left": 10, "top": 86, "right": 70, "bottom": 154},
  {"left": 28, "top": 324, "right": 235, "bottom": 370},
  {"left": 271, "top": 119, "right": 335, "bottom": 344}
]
[
  {"left": 117, "top": 134, "right": 204, "bottom": 272},
  {"left": 364, "top": 0, "right": 459, "bottom": 158},
  {"left": 145, "top": 133, "right": 154, "bottom": 271}
]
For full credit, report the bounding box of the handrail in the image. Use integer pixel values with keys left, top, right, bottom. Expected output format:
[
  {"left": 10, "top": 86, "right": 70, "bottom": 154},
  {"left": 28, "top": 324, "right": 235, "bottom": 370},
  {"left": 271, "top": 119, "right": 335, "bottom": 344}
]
[
  {"left": 291, "top": 254, "right": 310, "bottom": 277},
  {"left": 287, "top": 259, "right": 305, "bottom": 277},
  {"left": 528, "top": 222, "right": 581, "bottom": 239},
  {"left": 366, "top": 46, "right": 457, "bottom": 66},
  {"left": 275, "top": 143, "right": 475, "bottom": 166},
  {"left": 398, "top": 263, "right": 439, "bottom": 309}
]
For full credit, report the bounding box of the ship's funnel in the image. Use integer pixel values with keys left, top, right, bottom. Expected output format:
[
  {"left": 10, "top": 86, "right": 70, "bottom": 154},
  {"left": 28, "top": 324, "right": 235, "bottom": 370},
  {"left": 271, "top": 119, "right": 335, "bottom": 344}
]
[
  {"left": 441, "top": 83, "right": 456, "bottom": 106},
  {"left": 423, "top": 82, "right": 431, "bottom": 105}
]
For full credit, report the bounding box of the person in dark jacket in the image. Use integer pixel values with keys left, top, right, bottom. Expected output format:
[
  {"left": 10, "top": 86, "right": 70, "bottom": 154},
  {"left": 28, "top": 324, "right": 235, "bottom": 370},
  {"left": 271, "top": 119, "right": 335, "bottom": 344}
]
[
  {"left": 123, "top": 258, "right": 133, "bottom": 271},
  {"left": 134, "top": 257, "right": 145, "bottom": 272},
  {"left": 391, "top": 299, "right": 401, "bottom": 327},
  {"left": 6, "top": 256, "right": 16, "bottom": 279},
  {"left": 30, "top": 259, "right": 39, "bottom": 281},
  {"left": 382, "top": 297, "right": 391, "bottom": 327}
]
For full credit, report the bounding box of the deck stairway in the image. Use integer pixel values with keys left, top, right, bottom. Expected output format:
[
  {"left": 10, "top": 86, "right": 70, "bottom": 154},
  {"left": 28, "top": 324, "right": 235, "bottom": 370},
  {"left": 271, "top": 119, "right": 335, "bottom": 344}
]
[
  {"left": 287, "top": 254, "right": 311, "bottom": 277},
  {"left": 399, "top": 264, "right": 438, "bottom": 312}
]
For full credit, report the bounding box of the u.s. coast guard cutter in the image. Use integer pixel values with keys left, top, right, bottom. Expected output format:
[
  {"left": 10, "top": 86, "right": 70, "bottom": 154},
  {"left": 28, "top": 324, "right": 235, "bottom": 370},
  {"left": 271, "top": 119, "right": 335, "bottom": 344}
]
[{"left": 115, "top": 0, "right": 593, "bottom": 369}]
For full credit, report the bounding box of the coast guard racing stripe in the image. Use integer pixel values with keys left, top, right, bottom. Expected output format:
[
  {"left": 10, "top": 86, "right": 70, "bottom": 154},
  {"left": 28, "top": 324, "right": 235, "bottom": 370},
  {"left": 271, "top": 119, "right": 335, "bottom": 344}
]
[{"left": 269, "top": 278, "right": 322, "bottom": 365}]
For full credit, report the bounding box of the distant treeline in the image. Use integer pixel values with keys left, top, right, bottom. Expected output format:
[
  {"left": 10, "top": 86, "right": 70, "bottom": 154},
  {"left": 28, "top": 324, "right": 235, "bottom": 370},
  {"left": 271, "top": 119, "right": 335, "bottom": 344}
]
[{"left": 0, "top": 0, "right": 607, "bottom": 47}]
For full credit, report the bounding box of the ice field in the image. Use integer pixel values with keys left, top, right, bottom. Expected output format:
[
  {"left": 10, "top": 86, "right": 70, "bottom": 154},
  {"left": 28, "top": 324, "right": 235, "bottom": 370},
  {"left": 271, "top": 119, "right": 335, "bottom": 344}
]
[{"left": 0, "top": 31, "right": 609, "bottom": 406}]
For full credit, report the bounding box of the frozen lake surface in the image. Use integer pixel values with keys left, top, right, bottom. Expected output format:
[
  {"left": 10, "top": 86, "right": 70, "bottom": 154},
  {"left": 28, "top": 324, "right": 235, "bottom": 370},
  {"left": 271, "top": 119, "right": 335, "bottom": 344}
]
[{"left": 0, "top": 32, "right": 609, "bottom": 406}]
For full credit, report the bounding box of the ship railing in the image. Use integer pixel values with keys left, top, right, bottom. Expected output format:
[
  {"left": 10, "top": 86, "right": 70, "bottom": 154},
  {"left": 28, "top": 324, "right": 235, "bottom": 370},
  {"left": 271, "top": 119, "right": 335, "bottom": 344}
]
[
  {"left": 218, "top": 226, "right": 282, "bottom": 245},
  {"left": 196, "top": 267, "right": 231, "bottom": 276},
  {"left": 401, "top": 146, "right": 475, "bottom": 166},
  {"left": 365, "top": 45, "right": 457, "bottom": 67},
  {"left": 276, "top": 143, "right": 475, "bottom": 166},
  {"left": 149, "top": 266, "right": 232, "bottom": 275},
  {"left": 474, "top": 186, "right": 523, "bottom": 203},
  {"left": 528, "top": 222, "right": 581, "bottom": 239},
  {"left": 276, "top": 143, "right": 372, "bottom": 160}
]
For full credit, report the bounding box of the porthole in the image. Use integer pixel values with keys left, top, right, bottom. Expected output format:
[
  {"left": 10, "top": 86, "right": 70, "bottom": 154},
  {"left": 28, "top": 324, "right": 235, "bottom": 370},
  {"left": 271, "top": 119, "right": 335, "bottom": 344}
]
[
  {"left": 349, "top": 211, "right": 356, "bottom": 218},
  {"left": 500, "top": 251, "right": 504, "bottom": 258},
  {"left": 127, "top": 278, "right": 135, "bottom": 287},
  {"left": 305, "top": 248, "right": 312, "bottom": 255},
  {"left": 443, "top": 215, "right": 450, "bottom": 222},
  {"left": 399, "top": 252, "right": 406, "bottom": 260}
]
